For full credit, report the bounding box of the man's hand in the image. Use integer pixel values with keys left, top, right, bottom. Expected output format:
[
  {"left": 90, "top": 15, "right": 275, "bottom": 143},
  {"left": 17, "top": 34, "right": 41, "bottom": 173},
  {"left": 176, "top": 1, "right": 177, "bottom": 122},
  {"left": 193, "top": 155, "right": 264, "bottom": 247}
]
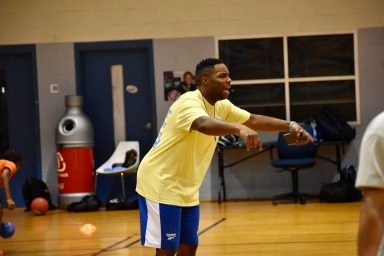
[
  {"left": 6, "top": 198, "right": 15, "bottom": 210},
  {"left": 192, "top": 117, "right": 262, "bottom": 151},
  {"left": 291, "top": 123, "right": 314, "bottom": 145},
  {"left": 238, "top": 125, "right": 262, "bottom": 151}
]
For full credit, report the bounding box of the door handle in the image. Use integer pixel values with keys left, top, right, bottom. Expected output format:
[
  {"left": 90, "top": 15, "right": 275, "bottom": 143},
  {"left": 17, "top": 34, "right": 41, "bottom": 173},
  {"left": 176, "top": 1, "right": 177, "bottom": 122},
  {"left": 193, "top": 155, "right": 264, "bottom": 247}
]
[{"left": 142, "top": 122, "right": 152, "bottom": 130}]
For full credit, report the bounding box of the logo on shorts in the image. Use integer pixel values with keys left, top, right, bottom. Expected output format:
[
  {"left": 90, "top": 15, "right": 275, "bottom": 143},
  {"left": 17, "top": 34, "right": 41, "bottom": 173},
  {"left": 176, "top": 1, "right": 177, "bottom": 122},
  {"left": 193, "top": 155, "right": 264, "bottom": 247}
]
[{"left": 166, "top": 233, "right": 177, "bottom": 241}]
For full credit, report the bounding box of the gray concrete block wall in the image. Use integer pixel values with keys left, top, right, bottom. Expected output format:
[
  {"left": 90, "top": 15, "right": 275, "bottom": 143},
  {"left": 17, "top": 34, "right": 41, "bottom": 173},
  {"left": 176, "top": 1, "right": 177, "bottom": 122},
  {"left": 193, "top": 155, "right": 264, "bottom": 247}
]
[
  {"left": 31, "top": 27, "right": 384, "bottom": 203},
  {"left": 36, "top": 43, "right": 77, "bottom": 204},
  {"left": 209, "top": 28, "right": 384, "bottom": 201},
  {"left": 1, "top": 1, "right": 384, "bottom": 45},
  {"left": 1, "top": 0, "right": 383, "bottom": 204},
  {"left": 351, "top": 27, "right": 384, "bottom": 166}
]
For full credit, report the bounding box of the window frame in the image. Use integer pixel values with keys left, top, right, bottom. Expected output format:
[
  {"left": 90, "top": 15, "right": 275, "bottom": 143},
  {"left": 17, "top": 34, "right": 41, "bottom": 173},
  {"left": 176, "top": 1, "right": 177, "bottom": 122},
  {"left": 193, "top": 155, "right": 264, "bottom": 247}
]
[{"left": 215, "top": 31, "right": 360, "bottom": 125}]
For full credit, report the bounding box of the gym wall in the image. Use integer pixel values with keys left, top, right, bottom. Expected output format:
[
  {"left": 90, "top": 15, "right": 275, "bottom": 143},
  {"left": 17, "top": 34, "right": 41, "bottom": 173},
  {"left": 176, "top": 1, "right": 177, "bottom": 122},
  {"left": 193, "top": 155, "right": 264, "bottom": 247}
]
[
  {"left": 0, "top": 0, "right": 383, "bottom": 203},
  {"left": 1, "top": 0, "right": 383, "bottom": 44}
]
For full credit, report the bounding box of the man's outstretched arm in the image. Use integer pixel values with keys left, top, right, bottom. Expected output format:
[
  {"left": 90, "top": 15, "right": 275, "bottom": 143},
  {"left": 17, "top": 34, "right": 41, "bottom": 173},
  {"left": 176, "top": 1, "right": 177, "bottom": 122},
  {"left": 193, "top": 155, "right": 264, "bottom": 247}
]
[
  {"left": 243, "top": 114, "right": 313, "bottom": 144},
  {"left": 191, "top": 116, "right": 261, "bottom": 151}
]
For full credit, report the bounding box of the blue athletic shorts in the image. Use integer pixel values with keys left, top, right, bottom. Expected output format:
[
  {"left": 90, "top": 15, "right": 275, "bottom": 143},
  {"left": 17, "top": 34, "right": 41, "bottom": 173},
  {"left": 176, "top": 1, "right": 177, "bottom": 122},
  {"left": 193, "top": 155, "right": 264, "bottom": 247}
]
[{"left": 138, "top": 195, "right": 200, "bottom": 250}]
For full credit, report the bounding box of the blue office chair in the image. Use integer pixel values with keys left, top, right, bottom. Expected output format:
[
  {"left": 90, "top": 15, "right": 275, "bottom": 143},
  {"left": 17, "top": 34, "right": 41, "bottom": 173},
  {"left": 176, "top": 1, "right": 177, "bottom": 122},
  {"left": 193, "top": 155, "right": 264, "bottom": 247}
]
[{"left": 271, "top": 124, "right": 318, "bottom": 204}]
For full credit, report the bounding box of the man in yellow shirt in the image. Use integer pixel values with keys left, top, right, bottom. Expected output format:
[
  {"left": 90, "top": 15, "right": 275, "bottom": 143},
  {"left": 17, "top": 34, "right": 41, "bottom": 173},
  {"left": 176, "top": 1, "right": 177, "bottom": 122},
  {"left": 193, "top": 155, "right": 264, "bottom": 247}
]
[{"left": 136, "top": 58, "right": 312, "bottom": 256}]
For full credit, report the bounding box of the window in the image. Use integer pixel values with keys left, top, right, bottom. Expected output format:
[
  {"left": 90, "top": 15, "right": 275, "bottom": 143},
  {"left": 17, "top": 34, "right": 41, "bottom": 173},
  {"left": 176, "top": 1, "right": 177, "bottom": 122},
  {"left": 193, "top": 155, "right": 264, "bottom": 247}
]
[
  {"left": 219, "top": 37, "right": 284, "bottom": 80},
  {"left": 288, "top": 34, "right": 355, "bottom": 77},
  {"left": 229, "top": 83, "right": 286, "bottom": 119},
  {"left": 218, "top": 33, "right": 359, "bottom": 123}
]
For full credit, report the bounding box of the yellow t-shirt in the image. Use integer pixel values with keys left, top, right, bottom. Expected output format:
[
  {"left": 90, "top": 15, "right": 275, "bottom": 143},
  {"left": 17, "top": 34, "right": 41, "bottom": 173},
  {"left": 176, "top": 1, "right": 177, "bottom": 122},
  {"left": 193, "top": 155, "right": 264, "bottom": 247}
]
[{"left": 136, "top": 90, "right": 250, "bottom": 206}]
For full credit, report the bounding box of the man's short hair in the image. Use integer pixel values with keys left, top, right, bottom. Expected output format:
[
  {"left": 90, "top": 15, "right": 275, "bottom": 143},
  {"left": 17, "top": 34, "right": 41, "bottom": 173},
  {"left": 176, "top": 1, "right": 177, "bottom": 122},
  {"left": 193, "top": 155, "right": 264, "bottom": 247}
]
[{"left": 195, "top": 58, "right": 224, "bottom": 86}]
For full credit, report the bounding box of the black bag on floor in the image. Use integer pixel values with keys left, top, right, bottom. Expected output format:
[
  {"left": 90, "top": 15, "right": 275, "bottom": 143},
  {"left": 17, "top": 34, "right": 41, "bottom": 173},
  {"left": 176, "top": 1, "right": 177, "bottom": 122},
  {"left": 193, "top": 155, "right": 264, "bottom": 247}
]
[
  {"left": 105, "top": 172, "right": 139, "bottom": 210},
  {"left": 67, "top": 195, "right": 102, "bottom": 212},
  {"left": 314, "top": 107, "right": 355, "bottom": 142},
  {"left": 105, "top": 197, "right": 127, "bottom": 210},
  {"left": 22, "top": 176, "right": 56, "bottom": 211},
  {"left": 320, "top": 165, "right": 362, "bottom": 202}
]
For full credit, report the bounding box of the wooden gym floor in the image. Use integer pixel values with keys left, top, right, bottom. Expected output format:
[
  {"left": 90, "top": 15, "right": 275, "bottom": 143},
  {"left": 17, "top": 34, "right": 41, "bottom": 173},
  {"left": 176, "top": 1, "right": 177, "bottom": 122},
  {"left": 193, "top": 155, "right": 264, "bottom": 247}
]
[{"left": 0, "top": 201, "right": 360, "bottom": 255}]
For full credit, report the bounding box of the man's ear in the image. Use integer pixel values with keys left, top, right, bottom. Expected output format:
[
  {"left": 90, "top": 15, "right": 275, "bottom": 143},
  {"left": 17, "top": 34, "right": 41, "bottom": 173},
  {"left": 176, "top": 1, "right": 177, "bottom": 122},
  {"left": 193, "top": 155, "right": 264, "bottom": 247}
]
[{"left": 202, "top": 75, "right": 208, "bottom": 84}]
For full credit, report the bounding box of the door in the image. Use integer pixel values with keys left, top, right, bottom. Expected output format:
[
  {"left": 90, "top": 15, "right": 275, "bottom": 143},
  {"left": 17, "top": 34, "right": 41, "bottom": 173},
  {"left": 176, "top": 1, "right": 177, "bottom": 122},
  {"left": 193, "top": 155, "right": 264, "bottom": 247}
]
[
  {"left": 0, "top": 45, "right": 41, "bottom": 206},
  {"left": 75, "top": 40, "right": 157, "bottom": 201}
]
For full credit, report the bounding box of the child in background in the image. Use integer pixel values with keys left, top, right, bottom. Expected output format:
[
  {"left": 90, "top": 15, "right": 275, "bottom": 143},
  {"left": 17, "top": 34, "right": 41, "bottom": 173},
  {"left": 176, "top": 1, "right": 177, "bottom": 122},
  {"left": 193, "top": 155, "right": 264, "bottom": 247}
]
[{"left": 0, "top": 149, "right": 22, "bottom": 254}]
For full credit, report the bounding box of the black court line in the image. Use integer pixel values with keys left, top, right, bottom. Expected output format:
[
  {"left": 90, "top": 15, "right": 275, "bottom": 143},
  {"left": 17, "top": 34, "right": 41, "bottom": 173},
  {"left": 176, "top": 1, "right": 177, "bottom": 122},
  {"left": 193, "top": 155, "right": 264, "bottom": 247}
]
[
  {"left": 77, "top": 218, "right": 227, "bottom": 256},
  {"left": 198, "top": 218, "right": 226, "bottom": 236},
  {"left": 122, "top": 238, "right": 141, "bottom": 248},
  {"left": 75, "top": 235, "right": 134, "bottom": 256},
  {"left": 123, "top": 217, "right": 227, "bottom": 249}
]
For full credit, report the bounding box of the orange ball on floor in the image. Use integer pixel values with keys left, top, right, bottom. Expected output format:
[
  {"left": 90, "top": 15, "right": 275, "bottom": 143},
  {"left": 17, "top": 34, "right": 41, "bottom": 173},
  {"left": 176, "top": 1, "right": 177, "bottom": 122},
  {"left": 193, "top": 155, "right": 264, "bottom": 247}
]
[{"left": 31, "top": 197, "right": 49, "bottom": 215}]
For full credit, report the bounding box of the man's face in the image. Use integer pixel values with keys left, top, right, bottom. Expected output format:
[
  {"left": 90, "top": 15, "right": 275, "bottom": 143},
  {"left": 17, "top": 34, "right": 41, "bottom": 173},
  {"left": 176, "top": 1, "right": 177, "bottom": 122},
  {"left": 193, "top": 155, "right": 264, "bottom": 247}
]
[{"left": 205, "top": 64, "right": 232, "bottom": 101}]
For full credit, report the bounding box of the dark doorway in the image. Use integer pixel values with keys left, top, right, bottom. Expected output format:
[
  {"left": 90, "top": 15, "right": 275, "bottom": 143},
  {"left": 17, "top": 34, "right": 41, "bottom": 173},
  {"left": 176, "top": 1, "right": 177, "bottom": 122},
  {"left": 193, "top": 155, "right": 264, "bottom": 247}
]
[
  {"left": 0, "top": 45, "right": 41, "bottom": 206},
  {"left": 75, "top": 40, "right": 156, "bottom": 202},
  {"left": 0, "top": 70, "right": 9, "bottom": 153}
]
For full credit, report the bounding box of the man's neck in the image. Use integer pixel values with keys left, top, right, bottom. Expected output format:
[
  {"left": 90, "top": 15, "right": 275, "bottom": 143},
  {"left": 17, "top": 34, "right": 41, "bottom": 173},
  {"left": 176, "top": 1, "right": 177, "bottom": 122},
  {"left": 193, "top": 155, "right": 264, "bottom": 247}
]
[{"left": 198, "top": 88, "right": 216, "bottom": 105}]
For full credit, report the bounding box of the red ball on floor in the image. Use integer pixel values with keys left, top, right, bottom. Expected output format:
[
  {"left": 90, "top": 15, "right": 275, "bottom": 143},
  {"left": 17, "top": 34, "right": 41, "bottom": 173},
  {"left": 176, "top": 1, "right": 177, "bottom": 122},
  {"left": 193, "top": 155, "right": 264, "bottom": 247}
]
[{"left": 31, "top": 197, "right": 49, "bottom": 215}]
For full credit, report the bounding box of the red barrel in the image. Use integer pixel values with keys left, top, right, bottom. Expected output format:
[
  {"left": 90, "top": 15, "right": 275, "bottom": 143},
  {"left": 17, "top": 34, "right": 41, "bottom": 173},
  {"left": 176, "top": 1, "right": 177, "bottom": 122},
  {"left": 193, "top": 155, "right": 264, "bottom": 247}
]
[
  {"left": 57, "top": 147, "right": 94, "bottom": 194},
  {"left": 56, "top": 95, "right": 95, "bottom": 208}
]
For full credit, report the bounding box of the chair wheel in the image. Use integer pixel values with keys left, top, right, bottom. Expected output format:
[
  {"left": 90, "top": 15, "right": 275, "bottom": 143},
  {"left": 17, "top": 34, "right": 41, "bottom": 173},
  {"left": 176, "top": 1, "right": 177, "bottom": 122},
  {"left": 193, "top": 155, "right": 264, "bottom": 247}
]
[
  {"left": 272, "top": 200, "right": 278, "bottom": 205},
  {"left": 299, "top": 197, "right": 306, "bottom": 204}
]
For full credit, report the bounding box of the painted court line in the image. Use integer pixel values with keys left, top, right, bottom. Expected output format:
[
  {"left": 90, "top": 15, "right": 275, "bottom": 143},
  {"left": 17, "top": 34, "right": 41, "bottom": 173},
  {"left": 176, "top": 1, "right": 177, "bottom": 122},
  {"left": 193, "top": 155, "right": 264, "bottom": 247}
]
[
  {"left": 85, "top": 218, "right": 228, "bottom": 254},
  {"left": 198, "top": 218, "right": 226, "bottom": 236},
  {"left": 121, "top": 217, "right": 227, "bottom": 249},
  {"left": 123, "top": 238, "right": 142, "bottom": 248},
  {"left": 76, "top": 235, "right": 134, "bottom": 256}
]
